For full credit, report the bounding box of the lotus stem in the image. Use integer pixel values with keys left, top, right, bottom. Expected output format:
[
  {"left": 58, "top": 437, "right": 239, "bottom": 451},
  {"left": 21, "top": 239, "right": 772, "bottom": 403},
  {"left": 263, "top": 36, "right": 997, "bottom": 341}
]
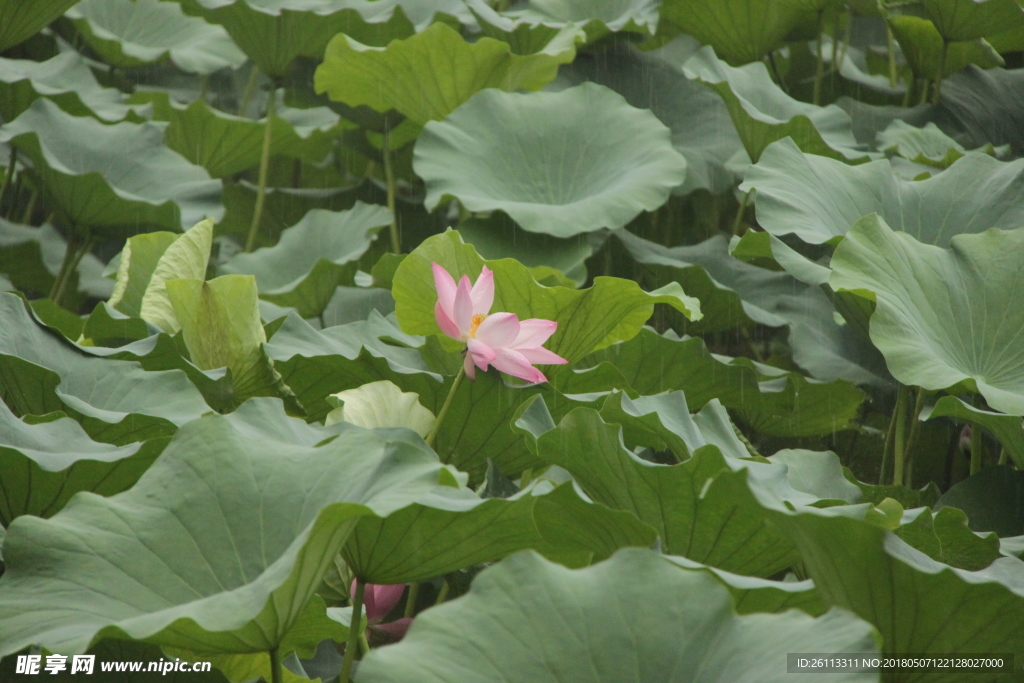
[
  {"left": 917, "top": 78, "right": 930, "bottom": 106},
  {"left": 21, "top": 189, "right": 37, "bottom": 225},
  {"left": 340, "top": 578, "right": 366, "bottom": 683},
  {"left": 0, "top": 147, "right": 16, "bottom": 215},
  {"left": 971, "top": 395, "right": 985, "bottom": 475},
  {"left": 358, "top": 632, "right": 371, "bottom": 655},
  {"left": 435, "top": 580, "right": 450, "bottom": 605},
  {"left": 425, "top": 365, "right": 466, "bottom": 448},
  {"left": 901, "top": 387, "right": 927, "bottom": 486},
  {"left": 932, "top": 41, "right": 948, "bottom": 105},
  {"left": 269, "top": 648, "right": 283, "bottom": 683},
  {"left": 245, "top": 90, "right": 275, "bottom": 253},
  {"left": 886, "top": 26, "right": 898, "bottom": 89},
  {"left": 892, "top": 383, "right": 910, "bottom": 486},
  {"left": 239, "top": 65, "right": 260, "bottom": 117},
  {"left": 813, "top": 10, "right": 826, "bottom": 105},
  {"left": 404, "top": 581, "right": 420, "bottom": 619},
  {"left": 732, "top": 190, "right": 751, "bottom": 236},
  {"left": 879, "top": 395, "right": 897, "bottom": 485},
  {"left": 382, "top": 127, "right": 401, "bottom": 254},
  {"left": 50, "top": 232, "right": 93, "bottom": 308},
  {"left": 999, "top": 446, "right": 1008, "bottom": 466}
]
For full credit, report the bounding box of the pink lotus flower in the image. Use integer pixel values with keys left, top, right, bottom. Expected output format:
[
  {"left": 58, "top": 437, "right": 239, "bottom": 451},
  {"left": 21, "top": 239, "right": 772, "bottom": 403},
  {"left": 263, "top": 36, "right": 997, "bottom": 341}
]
[
  {"left": 432, "top": 263, "right": 567, "bottom": 384},
  {"left": 352, "top": 581, "right": 406, "bottom": 622}
]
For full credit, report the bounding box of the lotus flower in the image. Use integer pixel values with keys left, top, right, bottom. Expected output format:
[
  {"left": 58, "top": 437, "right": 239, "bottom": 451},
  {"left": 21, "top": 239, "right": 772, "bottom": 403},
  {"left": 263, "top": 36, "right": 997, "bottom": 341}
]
[
  {"left": 432, "top": 263, "right": 567, "bottom": 383},
  {"left": 351, "top": 581, "right": 413, "bottom": 643}
]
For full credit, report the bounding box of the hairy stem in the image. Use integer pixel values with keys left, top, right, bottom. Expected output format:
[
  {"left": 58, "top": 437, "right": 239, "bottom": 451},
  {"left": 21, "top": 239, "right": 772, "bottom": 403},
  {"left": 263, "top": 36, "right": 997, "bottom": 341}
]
[
  {"left": 382, "top": 128, "right": 401, "bottom": 254},
  {"left": 732, "top": 190, "right": 751, "bottom": 237},
  {"left": 0, "top": 147, "right": 16, "bottom": 215},
  {"left": 50, "top": 232, "right": 93, "bottom": 307},
  {"left": 244, "top": 91, "right": 275, "bottom": 253},
  {"left": 404, "top": 581, "right": 420, "bottom": 619},
  {"left": 971, "top": 395, "right": 985, "bottom": 475},
  {"left": 901, "top": 387, "right": 927, "bottom": 486},
  {"left": 239, "top": 65, "right": 260, "bottom": 117},
  {"left": 425, "top": 365, "right": 466, "bottom": 448},
  {"left": 892, "top": 384, "right": 910, "bottom": 486},
  {"left": 340, "top": 578, "right": 365, "bottom": 683},
  {"left": 269, "top": 648, "right": 283, "bottom": 683},
  {"left": 435, "top": 580, "right": 450, "bottom": 605}
]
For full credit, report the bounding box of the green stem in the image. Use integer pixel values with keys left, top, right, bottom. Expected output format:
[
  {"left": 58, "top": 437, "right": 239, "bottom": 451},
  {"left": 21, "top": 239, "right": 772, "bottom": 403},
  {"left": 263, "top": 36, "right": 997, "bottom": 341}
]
[
  {"left": 244, "top": 91, "right": 275, "bottom": 253},
  {"left": 50, "top": 232, "right": 93, "bottom": 307},
  {"left": 999, "top": 446, "right": 1008, "bottom": 466},
  {"left": 340, "top": 578, "right": 365, "bottom": 683},
  {"left": 0, "top": 147, "right": 16, "bottom": 215},
  {"left": 425, "top": 365, "right": 465, "bottom": 448},
  {"left": 239, "top": 65, "right": 260, "bottom": 117},
  {"left": 403, "top": 581, "right": 420, "bottom": 619},
  {"left": 886, "top": 26, "right": 899, "bottom": 88},
  {"left": 971, "top": 395, "right": 985, "bottom": 475},
  {"left": 838, "top": 10, "right": 852, "bottom": 70},
  {"left": 917, "top": 78, "right": 930, "bottom": 106},
  {"left": 269, "top": 648, "right": 283, "bottom": 683},
  {"left": 21, "top": 189, "right": 37, "bottom": 224},
  {"left": 892, "top": 384, "right": 910, "bottom": 486},
  {"left": 435, "top": 580, "right": 450, "bottom": 606},
  {"left": 732, "top": 190, "right": 751, "bottom": 237},
  {"left": 932, "top": 40, "right": 948, "bottom": 105},
  {"left": 813, "top": 10, "right": 826, "bottom": 106},
  {"left": 358, "top": 632, "right": 371, "bottom": 656},
  {"left": 901, "top": 387, "right": 927, "bottom": 486},
  {"left": 902, "top": 75, "right": 915, "bottom": 108},
  {"left": 199, "top": 74, "right": 211, "bottom": 101},
  {"left": 767, "top": 52, "right": 788, "bottom": 94},
  {"left": 879, "top": 397, "right": 896, "bottom": 485},
  {"left": 382, "top": 127, "right": 401, "bottom": 254}
]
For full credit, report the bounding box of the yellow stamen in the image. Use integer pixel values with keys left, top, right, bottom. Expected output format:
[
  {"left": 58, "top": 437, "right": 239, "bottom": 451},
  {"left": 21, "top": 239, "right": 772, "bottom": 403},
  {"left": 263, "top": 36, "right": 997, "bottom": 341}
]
[{"left": 468, "top": 313, "right": 486, "bottom": 338}]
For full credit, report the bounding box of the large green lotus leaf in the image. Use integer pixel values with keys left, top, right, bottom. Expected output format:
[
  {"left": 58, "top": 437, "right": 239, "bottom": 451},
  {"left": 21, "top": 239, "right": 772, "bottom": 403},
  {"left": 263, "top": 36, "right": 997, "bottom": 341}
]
[
  {"left": 662, "top": 554, "right": 827, "bottom": 616},
  {"left": 414, "top": 85, "right": 687, "bottom": 237},
  {"left": 265, "top": 310, "right": 440, "bottom": 420},
  {"left": 133, "top": 91, "right": 354, "bottom": 178},
  {"left": 0, "top": 293, "right": 210, "bottom": 435},
  {"left": 393, "top": 230, "right": 699, "bottom": 365},
  {"left": 315, "top": 22, "right": 572, "bottom": 126},
  {"left": 65, "top": 0, "right": 246, "bottom": 74},
  {"left": 937, "top": 465, "right": 1024, "bottom": 538},
  {"left": 768, "top": 503, "right": 1024, "bottom": 675},
  {"left": 180, "top": 0, "right": 471, "bottom": 78},
  {"left": 923, "top": 396, "right": 1024, "bottom": 470},
  {"left": 598, "top": 391, "right": 751, "bottom": 461},
  {"left": 830, "top": 215, "right": 1024, "bottom": 416},
  {"left": 892, "top": 505, "right": 1002, "bottom": 571},
  {"left": 0, "top": 0, "right": 78, "bottom": 52},
  {"left": 888, "top": 15, "right": 1003, "bottom": 80},
  {"left": 939, "top": 66, "right": 1024, "bottom": 157},
  {"left": 876, "top": 120, "right": 978, "bottom": 169},
  {"left": 167, "top": 275, "right": 300, "bottom": 410},
  {"left": 0, "top": 53, "right": 141, "bottom": 122},
  {"left": 465, "top": 0, "right": 587, "bottom": 54},
  {"left": 515, "top": 401, "right": 800, "bottom": 577},
  {"left": 357, "top": 549, "right": 879, "bottom": 683},
  {"left": 0, "top": 218, "right": 113, "bottom": 300},
  {"left": 921, "top": 0, "right": 1024, "bottom": 42},
  {"left": 560, "top": 40, "right": 746, "bottom": 195},
  {"left": 683, "top": 47, "right": 870, "bottom": 163},
  {"left": 563, "top": 328, "right": 867, "bottom": 438},
  {"left": 742, "top": 138, "right": 1024, "bottom": 259},
  {"left": 615, "top": 230, "right": 792, "bottom": 333},
  {"left": 325, "top": 379, "right": 435, "bottom": 436},
  {"left": 345, "top": 479, "right": 657, "bottom": 584},
  {"left": 112, "top": 219, "right": 214, "bottom": 334},
  {"left": 502, "top": 0, "right": 660, "bottom": 40},
  {"left": 658, "top": 0, "right": 806, "bottom": 65},
  {"left": 220, "top": 203, "right": 391, "bottom": 318},
  {"left": 456, "top": 214, "right": 599, "bottom": 288},
  {"left": 0, "top": 99, "right": 222, "bottom": 239},
  {"left": 0, "top": 409, "right": 453, "bottom": 658},
  {"left": 0, "top": 401, "right": 168, "bottom": 525}
]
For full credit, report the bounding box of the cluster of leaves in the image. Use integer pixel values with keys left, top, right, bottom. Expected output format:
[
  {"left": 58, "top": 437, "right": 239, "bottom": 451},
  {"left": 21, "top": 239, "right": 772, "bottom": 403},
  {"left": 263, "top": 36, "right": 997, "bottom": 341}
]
[{"left": 1, "top": 0, "right": 1024, "bottom": 681}]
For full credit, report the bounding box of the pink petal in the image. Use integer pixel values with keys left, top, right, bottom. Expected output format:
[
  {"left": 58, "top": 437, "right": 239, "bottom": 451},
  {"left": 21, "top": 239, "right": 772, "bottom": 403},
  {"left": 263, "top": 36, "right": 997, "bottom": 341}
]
[
  {"left": 467, "top": 338, "right": 496, "bottom": 371},
  {"left": 463, "top": 351, "right": 477, "bottom": 380},
  {"left": 431, "top": 263, "right": 457, "bottom": 320},
  {"left": 511, "top": 319, "right": 558, "bottom": 349},
  {"left": 351, "top": 582, "right": 406, "bottom": 622},
  {"left": 470, "top": 266, "right": 494, "bottom": 316},
  {"left": 473, "top": 312, "right": 519, "bottom": 348},
  {"left": 453, "top": 275, "right": 474, "bottom": 334},
  {"left": 518, "top": 346, "right": 568, "bottom": 366},
  {"left": 434, "top": 301, "right": 461, "bottom": 340},
  {"left": 370, "top": 617, "right": 414, "bottom": 642},
  {"left": 492, "top": 347, "right": 548, "bottom": 384}
]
